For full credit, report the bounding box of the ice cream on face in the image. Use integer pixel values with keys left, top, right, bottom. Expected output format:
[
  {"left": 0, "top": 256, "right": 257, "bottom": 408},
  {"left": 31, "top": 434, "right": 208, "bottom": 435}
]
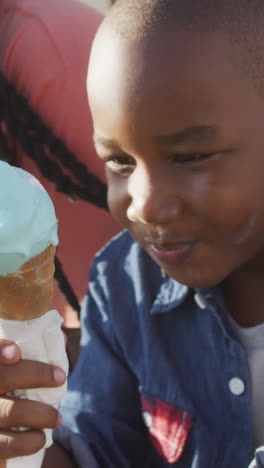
[{"left": 0, "top": 161, "right": 58, "bottom": 275}]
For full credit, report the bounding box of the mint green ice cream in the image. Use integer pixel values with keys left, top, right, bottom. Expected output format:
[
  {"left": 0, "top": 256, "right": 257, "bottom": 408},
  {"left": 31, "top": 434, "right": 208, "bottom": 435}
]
[{"left": 0, "top": 161, "right": 58, "bottom": 275}]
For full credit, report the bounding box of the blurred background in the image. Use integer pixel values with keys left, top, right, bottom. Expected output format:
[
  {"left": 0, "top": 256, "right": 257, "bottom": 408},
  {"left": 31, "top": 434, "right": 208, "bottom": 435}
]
[{"left": 79, "top": 0, "right": 111, "bottom": 13}]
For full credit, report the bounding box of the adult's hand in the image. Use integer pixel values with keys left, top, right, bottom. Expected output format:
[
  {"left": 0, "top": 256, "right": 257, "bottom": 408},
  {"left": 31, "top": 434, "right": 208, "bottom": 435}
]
[{"left": 0, "top": 340, "right": 66, "bottom": 462}]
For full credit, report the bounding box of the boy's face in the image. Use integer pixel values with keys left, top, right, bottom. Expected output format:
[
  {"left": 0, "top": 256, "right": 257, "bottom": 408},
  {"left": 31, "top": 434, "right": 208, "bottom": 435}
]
[{"left": 88, "top": 26, "right": 264, "bottom": 288}]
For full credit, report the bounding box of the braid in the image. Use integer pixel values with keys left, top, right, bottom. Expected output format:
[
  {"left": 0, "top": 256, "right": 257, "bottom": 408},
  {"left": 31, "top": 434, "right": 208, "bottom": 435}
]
[
  {"left": 0, "top": 71, "right": 107, "bottom": 314},
  {"left": 0, "top": 72, "right": 108, "bottom": 210},
  {"left": 0, "top": 128, "right": 15, "bottom": 164},
  {"left": 54, "top": 256, "right": 81, "bottom": 318}
]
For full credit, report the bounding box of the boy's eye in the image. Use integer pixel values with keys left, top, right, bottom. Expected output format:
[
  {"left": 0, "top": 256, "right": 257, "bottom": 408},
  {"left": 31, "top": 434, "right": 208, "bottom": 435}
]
[
  {"left": 106, "top": 155, "right": 136, "bottom": 175},
  {"left": 171, "top": 152, "right": 213, "bottom": 165}
]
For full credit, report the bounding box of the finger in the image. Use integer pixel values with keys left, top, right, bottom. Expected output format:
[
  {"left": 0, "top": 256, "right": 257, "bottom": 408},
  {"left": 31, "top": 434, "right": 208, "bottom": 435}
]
[
  {"left": 0, "top": 429, "right": 45, "bottom": 459},
  {"left": 0, "top": 342, "right": 20, "bottom": 365},
  {"left": 0, "top": 460, "right": 6, "bottom": 468},
  {"left": 0, "top": 361, "right": 66, "bottom": 394},
  {"left": 0, "top": 397, "right": 60, "bottom": 430}
]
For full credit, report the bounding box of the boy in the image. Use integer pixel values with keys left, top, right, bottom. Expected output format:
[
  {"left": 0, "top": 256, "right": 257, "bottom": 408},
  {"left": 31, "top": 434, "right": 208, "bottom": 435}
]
[{"left": 2, "top": 0, "right": 264, "bottom": 466}]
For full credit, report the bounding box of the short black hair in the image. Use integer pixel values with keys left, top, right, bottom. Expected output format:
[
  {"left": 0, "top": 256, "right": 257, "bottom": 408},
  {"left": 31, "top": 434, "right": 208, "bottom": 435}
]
[{"left": 103, "top": 0, "right": 264, "bottom": 92}]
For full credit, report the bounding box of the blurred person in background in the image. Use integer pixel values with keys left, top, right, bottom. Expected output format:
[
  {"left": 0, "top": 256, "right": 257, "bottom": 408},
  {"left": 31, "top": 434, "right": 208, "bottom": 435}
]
[{"left": 0, "top": 0, "right": 120, "bottom": 337}]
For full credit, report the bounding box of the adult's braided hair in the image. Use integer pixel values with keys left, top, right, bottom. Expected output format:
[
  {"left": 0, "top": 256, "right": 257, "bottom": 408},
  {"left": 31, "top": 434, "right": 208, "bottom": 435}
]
[{"left": 0, "top": 71, "right": 109, "bottom": 317}]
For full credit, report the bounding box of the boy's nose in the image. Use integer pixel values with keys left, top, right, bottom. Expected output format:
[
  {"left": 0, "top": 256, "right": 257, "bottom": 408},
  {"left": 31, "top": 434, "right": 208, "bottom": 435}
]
[{"left": 126, "top": 168, "right": 183, "bottom": 225}]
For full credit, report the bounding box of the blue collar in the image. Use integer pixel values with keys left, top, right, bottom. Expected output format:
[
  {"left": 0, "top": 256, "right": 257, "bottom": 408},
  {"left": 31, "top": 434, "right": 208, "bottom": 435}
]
[
  {"left": 150, "top": 277, "right": 188, "bottom": 315},
  {"left": 150, "top": 277, "right": 224, "bottom": 315}
]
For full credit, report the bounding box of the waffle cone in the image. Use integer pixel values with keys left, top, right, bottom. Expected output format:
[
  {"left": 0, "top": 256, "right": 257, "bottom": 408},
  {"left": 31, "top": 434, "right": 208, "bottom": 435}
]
[{"left": 0, "top": 245, "right": 56, "bottom": 320}]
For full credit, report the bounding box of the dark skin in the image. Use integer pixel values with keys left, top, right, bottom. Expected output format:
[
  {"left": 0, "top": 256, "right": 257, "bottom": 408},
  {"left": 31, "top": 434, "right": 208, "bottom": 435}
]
[
  {"left": 88, "top": 26, "right": 264, "bottom": 327},
  {"left": 3, "top": 22, "right": 264, "bottom": 464},
  {"left": 42, "top": 443, "right": 76, "bottom": 467}
]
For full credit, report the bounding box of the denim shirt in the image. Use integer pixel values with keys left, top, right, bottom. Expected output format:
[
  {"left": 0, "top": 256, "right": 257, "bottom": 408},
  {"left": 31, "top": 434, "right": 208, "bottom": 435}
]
[{"left": 54, "top": 230, "right": 258, "bottom": 468}]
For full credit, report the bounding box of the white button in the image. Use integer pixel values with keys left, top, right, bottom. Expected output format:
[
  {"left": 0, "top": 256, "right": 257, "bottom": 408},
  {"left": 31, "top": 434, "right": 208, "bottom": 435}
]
[
  {"left": 229, "top": 377, "right": 245, "bottom": 395},
  {"left": 194, "top": 293, "right": 207, "bottom": 310},
  {"left": 143, "top": 411, "right": 152, "bottom": 427}
]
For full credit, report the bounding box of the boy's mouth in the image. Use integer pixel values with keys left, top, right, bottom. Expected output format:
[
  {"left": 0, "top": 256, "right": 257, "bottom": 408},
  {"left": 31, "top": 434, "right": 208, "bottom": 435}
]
[{"left": 145, "top": 237, "right": 194, "bottom": 265}]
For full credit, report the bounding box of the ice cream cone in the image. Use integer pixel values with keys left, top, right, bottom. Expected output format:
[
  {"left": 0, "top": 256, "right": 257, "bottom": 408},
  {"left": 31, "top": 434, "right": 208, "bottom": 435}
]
[{"left": 0, "top": 245, "right": 56, "bottom": 321}]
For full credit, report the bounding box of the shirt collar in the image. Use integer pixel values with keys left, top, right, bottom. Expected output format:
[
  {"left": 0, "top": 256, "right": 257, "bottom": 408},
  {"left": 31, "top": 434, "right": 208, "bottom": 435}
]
[
  {"left": 150, "top": 277, "right": 189, "bottom": 314},
  {"left": 150, "top": 277, "right": 224, "bottom": 315}
]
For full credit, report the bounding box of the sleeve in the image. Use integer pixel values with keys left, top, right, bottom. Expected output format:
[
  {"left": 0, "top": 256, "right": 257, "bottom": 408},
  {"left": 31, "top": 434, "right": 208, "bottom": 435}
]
[{"left": 53, "top": 261, "right": 155, "bottom": 468}]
